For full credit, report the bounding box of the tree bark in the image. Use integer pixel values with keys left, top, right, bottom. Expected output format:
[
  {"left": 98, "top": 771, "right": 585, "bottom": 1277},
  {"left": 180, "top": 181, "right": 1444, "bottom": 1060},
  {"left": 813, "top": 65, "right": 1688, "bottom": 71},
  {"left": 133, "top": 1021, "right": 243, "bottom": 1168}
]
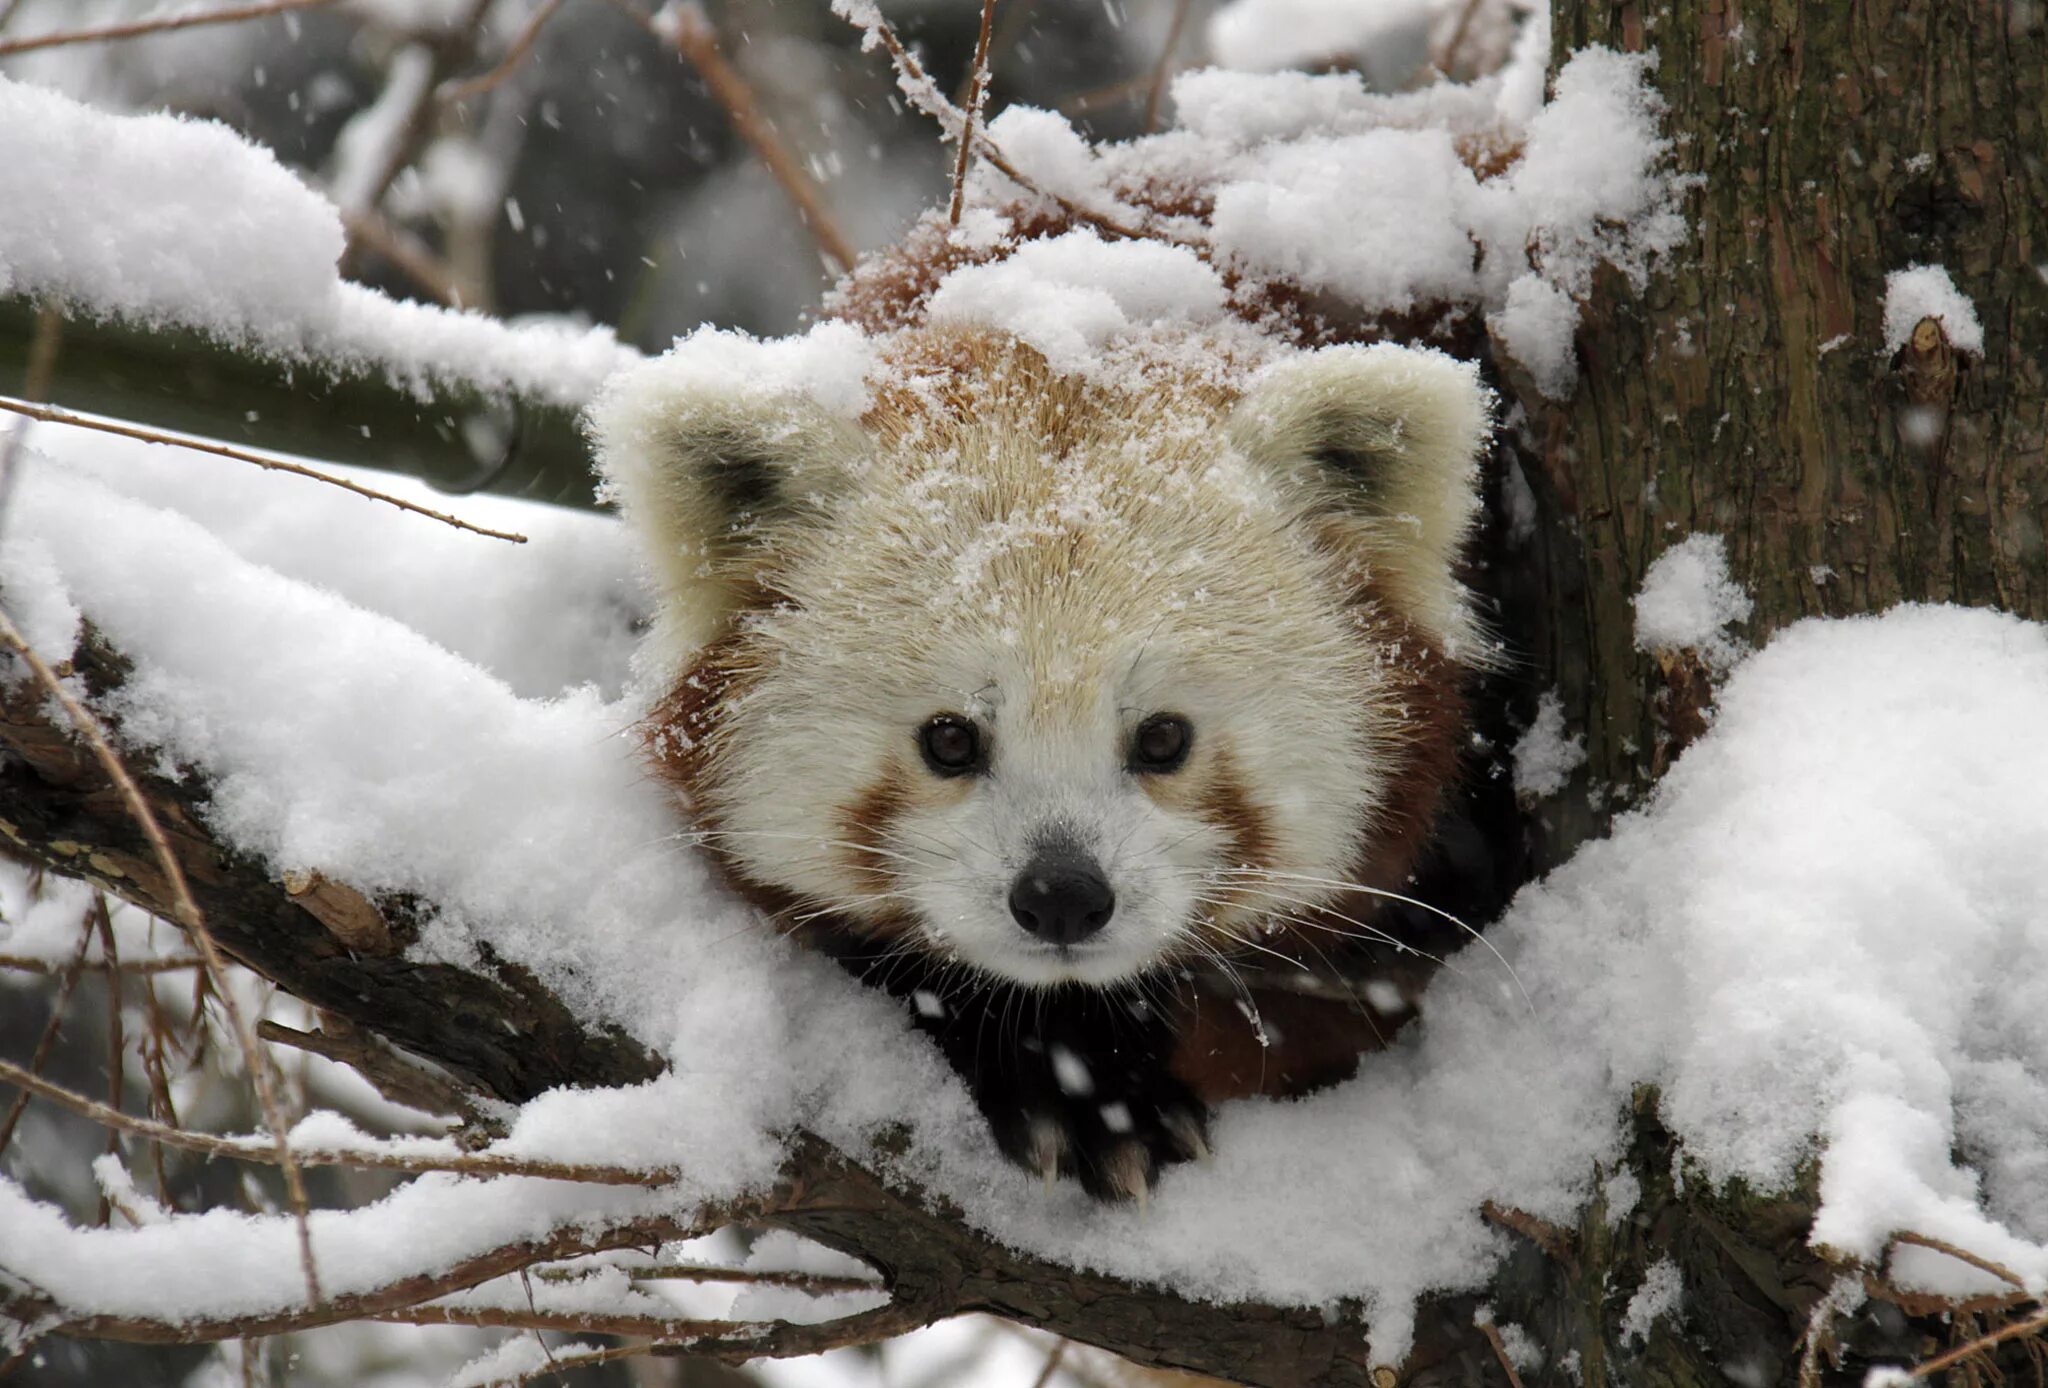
[{"left": 1516, "top": 0, "right": 2048, "bottom": 861}]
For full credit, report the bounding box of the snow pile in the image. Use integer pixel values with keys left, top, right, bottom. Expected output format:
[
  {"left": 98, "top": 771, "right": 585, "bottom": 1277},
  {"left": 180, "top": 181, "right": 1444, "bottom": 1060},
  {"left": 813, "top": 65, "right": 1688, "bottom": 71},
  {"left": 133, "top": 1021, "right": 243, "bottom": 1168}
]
[
  {"left": 39, "top": 424, "right": 643, "bottom": 700},
  {"left": 944, "top": 22, "right": 1683, "bottom": 399},
  {"left": 1882, "top": 263, "right": 1985, "bottom": 356},
  {"left": 6, "top": 422, "right": 2048, "bottom": 1358},
  {"left": 1634, "top": 532, "right": 1754, "bottom": 666},
  {"left": 926, "top": 229, "right": 1238, "bottom": 374},
  {"left": 0, "top": 76, "right": 639, "bottom": 408}
]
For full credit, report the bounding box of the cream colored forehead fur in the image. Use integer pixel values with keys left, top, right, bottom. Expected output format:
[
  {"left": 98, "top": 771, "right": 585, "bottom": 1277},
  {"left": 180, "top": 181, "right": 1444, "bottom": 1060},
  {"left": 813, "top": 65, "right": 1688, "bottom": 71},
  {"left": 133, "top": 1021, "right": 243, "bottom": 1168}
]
[
  {"left": 599, "top": 328, "right": 1489, "bottom": 687},
  {"left": 770, "top": 343, "right": 1369, "bottom": 724}
]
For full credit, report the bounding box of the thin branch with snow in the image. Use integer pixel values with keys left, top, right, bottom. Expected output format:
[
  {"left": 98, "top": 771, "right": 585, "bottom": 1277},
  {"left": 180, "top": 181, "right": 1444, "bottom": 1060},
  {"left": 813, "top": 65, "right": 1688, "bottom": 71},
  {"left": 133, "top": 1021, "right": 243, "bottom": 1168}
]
[
  {"left": 0, "top": 1056, "right": 671, "bottom": 1185},
  {"left": 0, "top": 398, "right": 527, "bottom": 542},
  {"left": 829, "top": 0, "right": 1164, "bottom": 245},
  {"left": 0, "top": 0, "right": 342, "bottom": 57}
]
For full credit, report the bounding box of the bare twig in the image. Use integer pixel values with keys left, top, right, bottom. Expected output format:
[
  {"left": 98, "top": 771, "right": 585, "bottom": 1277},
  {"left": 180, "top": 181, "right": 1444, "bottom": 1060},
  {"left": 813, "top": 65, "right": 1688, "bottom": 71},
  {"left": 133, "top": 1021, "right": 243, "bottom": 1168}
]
[
  {"left": 481, "top": 1340, "right": 657, "bottom": 1385},
  {"left": 0, "top": 1055, "right": 670, "bottom": 1185},
  {"left": 340, "top": 208, "right": 467, "bottom": 307},
  {"left": 384, "top": 1298, "right": 928, "bottom": 1355},
  {"left": 0, "top": 953, "right": 207, "bottom": 975},
  {"left": 2, "top": 1210, "right": 753, "bottom": 1345},
  {"left": 333, "top": 0, "right": 493, "bottom": 224},
  {"left": 0, "top": 0, "right": 24, "bottom": 34},
  {"left": 1437, "top": 0, "right": 1487, "bottom": 78},
  {"left": 1902, "top": 1306, "right": 2048, "bottom": 1381},
  {"left": 656, "top": 3, "right": 856, "bottom": 273},
  {"left": 0, "top": 905, "right": 95, "bottom": 1156},
  {"left": 0, "top": 0, "right": 342, "bottom": 56},
  {"left": 1476, "top": 1317, "right": 1527, "bottom": 1388},
  {"left": 537, "top": 1262, "right": 882, "bottom": 1295},
  {"left": 832, "top": 2, "right": 1163, "bottom": 245},
  {"left": 441, "top": 0, "right": 569, "bottom": 102},
  {"left": 1481, "top": 1199, "right": 1577, "bottom": 1264},
  {"left": 94, "top": 895, "right": 125, "bottom": 1227},
  {"left": 0, "top": 397, "right": 527, "bottom": 543},
  {"left": 1028, "top": 1338, "right": 1068, "bottom": 1388},
  {"left": 1142, "top": 0, "right": 1194, "bottom": 133},
  {"left": 1890, "top": 1231, "right": 2030, "bottom": 1290},
  {"left": 0, "top": 304, "right": 61, "bottom": 542},
  {"left": 1863, "top": 1275, "right": 2036, "bottom": 1320},
  {"left": 258, "top": 1017, "right": 492, "bottom": 1129},
  {"left": 516, "top": 1270, "right": 561, "bottom": 1381},
  {"left": 0, "top": 609, "right": 324, "bottom": 1305},
  {"left": 948, "top": 0, "right": 1000, "bottom": 226},
  {"left": 137, "top": 951, "right": 183, "bottom": 1205}
]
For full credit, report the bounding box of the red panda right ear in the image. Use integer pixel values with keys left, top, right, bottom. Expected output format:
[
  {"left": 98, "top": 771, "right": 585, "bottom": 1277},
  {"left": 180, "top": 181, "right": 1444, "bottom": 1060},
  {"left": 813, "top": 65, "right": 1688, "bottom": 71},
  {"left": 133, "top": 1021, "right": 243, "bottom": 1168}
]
[
  {"left": 589, "top": 354, "right": 872, "bottom": 673},
  {"left": 1229, "top": 343, "right": 1494, "bottom": 654}
]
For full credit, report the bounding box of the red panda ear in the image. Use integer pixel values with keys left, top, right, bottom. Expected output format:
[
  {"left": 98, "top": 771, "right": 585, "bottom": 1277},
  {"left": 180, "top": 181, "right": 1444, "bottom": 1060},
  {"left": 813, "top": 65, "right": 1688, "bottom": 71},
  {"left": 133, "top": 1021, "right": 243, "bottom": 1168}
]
[
  {"left": 1229, "top": 343, "right": 1494, "bottom": 650},
  {"left": 590, "top": 361, "right": 872, "bottom": 671}
]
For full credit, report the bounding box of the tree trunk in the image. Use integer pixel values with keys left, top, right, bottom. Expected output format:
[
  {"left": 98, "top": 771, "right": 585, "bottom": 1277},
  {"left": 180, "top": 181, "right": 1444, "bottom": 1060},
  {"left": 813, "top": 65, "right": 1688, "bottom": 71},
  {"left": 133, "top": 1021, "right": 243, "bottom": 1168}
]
[{"left": 1518, "top": 0, "right": 2048, "bottom": 863}]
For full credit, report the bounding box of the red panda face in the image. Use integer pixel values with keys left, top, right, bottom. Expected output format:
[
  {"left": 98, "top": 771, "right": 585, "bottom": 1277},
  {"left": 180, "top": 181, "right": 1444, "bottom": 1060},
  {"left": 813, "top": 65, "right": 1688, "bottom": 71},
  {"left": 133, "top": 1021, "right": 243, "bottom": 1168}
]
[
  {"left": 691, "top": 586, "right": 1393, "bottom": 986},
  {"left": 598, "top": 329, "right": 1491, "bottom": 987}
]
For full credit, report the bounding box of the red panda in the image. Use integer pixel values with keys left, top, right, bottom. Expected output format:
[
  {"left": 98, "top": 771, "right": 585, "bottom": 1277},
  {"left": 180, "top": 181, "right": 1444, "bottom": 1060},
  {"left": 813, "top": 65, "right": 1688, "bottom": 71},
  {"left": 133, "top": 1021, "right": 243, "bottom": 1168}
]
[{"left": 591, "top": 207, "right": 1502, "bottom": 1202}]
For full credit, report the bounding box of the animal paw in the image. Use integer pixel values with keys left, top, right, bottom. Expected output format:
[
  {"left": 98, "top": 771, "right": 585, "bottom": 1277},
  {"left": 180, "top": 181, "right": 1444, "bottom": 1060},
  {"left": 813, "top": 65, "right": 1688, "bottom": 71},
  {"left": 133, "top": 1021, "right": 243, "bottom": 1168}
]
[{"left": 981, "top": 1036, "right": 1211, "bottom": 1203}]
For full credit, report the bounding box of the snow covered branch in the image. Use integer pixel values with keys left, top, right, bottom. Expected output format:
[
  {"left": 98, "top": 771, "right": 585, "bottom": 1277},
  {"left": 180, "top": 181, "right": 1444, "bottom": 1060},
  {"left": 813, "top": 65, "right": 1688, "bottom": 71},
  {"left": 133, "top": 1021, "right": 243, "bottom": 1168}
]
[
  {"left": 0, "top": 74, "right": 634, "bottom": 506},
  {"left": 0, "top": 612, "right": 1394, "bottom": 1381}
]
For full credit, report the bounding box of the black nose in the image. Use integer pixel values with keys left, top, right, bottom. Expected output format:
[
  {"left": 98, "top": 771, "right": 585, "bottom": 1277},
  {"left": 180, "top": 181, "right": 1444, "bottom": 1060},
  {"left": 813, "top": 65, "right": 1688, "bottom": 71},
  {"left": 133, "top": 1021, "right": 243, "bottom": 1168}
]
[{"left": 1008, "top": 854, "right": 1116, "bottom": 945}]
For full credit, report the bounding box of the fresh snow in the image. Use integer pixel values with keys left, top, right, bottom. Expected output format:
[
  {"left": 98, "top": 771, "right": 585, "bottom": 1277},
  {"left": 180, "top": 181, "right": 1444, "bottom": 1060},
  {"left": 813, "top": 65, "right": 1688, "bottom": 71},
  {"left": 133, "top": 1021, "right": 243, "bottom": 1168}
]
[
  {"left": 1881, "top": 263, "right": 1985, "bottom": 356},
  {"left": 0, "top": 75, "right": 639, "bottom": 409},
  {"left": 936, "top": 27, "right": 1680, "bottom": 400},
  {"left": 1511, "top": 689, "right": 1586, "bottom": 801},
  {"left": 6, "top": 421, "right": 2048, "bottom": 1360},
  {"left": 1620, "top": 1257, "right": 1683, "bottom": 1344},
  {"left": 1634, "top": 532, "right": 1754, "bottom": 667},
  {"left": 4, "top": 12, "right": 1669, "bottom": 412},
  {"left": 925, "top": 229, "right": 1241, "bottom": 375}
]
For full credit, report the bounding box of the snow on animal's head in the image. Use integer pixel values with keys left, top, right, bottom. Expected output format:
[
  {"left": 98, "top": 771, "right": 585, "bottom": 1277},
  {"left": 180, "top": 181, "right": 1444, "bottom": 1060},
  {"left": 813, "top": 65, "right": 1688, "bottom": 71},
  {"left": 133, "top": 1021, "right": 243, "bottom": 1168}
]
[{"left": 593, "top": 327, "right": 1492, "bottom": 987}]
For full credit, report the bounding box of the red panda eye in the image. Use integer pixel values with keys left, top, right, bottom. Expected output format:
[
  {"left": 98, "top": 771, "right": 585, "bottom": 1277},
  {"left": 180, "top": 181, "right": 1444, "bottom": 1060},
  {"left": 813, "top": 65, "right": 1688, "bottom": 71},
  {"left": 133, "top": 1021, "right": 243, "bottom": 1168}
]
[
  {"left": 1129, "top": 714, "right": 1192, "bottom": 773},
  {"left": 919, "top": 715, "right": 983, "bottom": 776}
]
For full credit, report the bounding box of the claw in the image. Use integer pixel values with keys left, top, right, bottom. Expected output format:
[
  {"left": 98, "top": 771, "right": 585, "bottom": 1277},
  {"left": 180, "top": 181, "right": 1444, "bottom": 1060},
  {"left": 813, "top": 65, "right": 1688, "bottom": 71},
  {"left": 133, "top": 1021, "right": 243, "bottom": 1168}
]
[
  {"left": 1102, "top": 1140, "right": 1154, "bottom": 1208},
  {"left": 1161, "top": 1106, "right": 1211, "bottom": 1164},
  {"left": 1028, "top": 1113, "right": 1068, "bottom": 1189}
]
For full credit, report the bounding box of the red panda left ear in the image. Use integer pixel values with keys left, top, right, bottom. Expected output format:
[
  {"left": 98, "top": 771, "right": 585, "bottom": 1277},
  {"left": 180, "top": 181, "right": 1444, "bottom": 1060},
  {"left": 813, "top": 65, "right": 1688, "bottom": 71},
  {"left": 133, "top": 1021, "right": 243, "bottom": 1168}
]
[
  {"left": 589, "top": 350, "right": 874, "bottom": 675},
  {"left": 1229, "top": 343, "right": 1495, "bottom": 651}
]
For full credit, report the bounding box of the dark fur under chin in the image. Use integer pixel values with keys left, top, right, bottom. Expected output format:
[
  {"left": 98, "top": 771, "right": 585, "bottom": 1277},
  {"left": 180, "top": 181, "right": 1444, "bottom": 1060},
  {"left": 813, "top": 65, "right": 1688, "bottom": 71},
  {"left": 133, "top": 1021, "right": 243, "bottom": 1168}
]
[
  {"left": 809, "top": 923, "right": 1208, "bottom": 1200},
  {"left": 802, "top": 774, "right": 1523, "bottom": 1201}
]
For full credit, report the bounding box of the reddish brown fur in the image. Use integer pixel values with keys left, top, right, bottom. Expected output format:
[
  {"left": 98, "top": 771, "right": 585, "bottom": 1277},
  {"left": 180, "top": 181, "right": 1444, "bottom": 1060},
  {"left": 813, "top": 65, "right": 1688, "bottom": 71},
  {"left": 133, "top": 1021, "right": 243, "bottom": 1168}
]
[{"left": 836, "top": 766, "right": 910, "bottom": 899}]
